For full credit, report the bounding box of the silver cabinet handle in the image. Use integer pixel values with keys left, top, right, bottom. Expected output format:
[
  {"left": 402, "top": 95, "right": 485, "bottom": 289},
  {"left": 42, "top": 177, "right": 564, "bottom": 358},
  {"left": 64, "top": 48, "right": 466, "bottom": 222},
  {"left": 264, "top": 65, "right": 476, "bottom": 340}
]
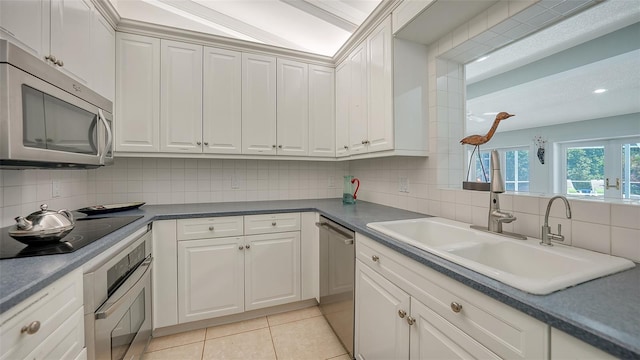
[
  {"left": 272, "top": 145, "right": 277, "bottom": 149},
  {"left": 278, "top": 145, "right": 283, "bottom": 149},
  {"left": 245, "top": 244, "right": 251, "bottom": 249},
  {"left": 371, "top": 255, "right": 379, "bottom": 262},
  {"left": 344, "top": 145, "right": 348, "bottom": 149},
  {"left": 406, "top": 316, "right": 416, "bottom": 325},
  {"left": 209, "top": 226, "right": 214, "bottom": 231},
  {"left": 361, "top": 140, "right": 367, "bottom": 145},
  {"left": 45, "top": 54, "right": 57, "bottom": 63},
  {"left": 239, "top": 245, "right": 244, "bottom": 250},
  {"left": 450, "top": 302, "right": 463, "bottom": 313},
  {"left": 398, "top": 309, "right": 406, "bottom": 318},
  {"left": 21, "top": 321, "right": 40, "bottom": 335},
  {"left": 271, "top": 222, "right": 277, "bottom": 226},
  {"left": 204, "top": 142, "right": 209, "bottom": 146},
  {"left": 197, "top": 142, "right": 202, "bottom": 145},
  {"left": 55, "top": 59, "right": 64, "bottom": 67}
]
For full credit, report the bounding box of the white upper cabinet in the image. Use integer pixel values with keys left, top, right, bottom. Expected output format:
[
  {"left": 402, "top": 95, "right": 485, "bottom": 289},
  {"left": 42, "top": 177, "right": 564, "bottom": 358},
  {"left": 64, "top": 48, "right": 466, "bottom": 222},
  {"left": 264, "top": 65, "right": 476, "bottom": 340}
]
[
  {"left": 91, "top": 10, "right": 115, "bottom": 101},
  {"left": 0, "top": 0, "right": 114, "bottom": 99},
  {"left": 0, "top": 0, "right": 50, "bottom": 58},
  {"left": 366, "top": 16, "right": 394, "bottom": 153},
  {"left": 308, "top": 65, "right": 335, "bottom": 158},
  {"left": 335, "top": 60, "right": 350, "bottom": 157},
  {"left": 242, "top": 53, "right": 277, "bottom": 155},
  {"left": 115, "top": 33, "right": 160, "bottom": 152},
  {"left": 160, "top": 40, "right": 203, "bottom": 153},
  {"left": 50, "top": 0, "right": 93, "bottom": 85},
  {"left": 277, "top": 59, "right": 309, "bottom": 156},
  {"left": 203, "top": 47, "right": 242, "bottom": 154},
  {"left": 347, "top": 41, "right": 368, "bottom": 155}
]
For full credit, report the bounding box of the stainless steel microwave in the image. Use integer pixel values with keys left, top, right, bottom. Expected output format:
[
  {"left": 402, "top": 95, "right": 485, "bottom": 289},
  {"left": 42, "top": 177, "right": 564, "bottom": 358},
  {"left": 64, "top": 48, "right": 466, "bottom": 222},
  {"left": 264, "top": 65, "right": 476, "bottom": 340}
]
[{"left": 0, "top": 40, "right": 113, "bottom": 169}]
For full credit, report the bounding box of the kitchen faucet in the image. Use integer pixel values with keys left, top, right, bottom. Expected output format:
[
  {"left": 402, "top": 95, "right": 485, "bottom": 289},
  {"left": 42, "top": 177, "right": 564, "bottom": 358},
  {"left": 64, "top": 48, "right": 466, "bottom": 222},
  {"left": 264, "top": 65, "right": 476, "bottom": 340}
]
[
  {"left": 471, "top": 150, "right": 526, "bottom": 240},
  {"left": 541, "top": 195, "right": 572, "bottom": 246}
]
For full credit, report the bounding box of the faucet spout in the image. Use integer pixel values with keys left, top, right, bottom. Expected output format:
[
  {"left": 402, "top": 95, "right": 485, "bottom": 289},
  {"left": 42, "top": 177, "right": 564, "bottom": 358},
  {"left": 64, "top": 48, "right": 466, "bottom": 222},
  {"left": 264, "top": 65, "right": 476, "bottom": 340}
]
[{"left": 541, "top": 195, "right": 572, "bottom": 246}]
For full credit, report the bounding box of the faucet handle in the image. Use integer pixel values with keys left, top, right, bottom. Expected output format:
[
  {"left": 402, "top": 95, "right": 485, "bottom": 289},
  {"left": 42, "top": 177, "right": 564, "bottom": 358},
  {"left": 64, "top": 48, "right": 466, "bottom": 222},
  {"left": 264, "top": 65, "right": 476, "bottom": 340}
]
[{"left": 557, "top": 224, "right": 562, "bottom": 236}]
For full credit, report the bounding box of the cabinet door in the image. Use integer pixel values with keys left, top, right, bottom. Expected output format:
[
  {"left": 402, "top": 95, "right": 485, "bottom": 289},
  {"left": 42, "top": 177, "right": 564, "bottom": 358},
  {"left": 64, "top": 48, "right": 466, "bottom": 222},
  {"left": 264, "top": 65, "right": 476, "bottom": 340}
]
[
  {"left": 23, "top": 308, "right": 84, "bottom": 360},
  {"left": 335, "top": 60, "right": 350, "bottom": 157},
  {"left": 245, "top": 232, "right": 301, "bottom": 310},
  {"left": 409, "top": 298, "right": 500, "bottom": 360},
  {"left": 115, "top": 33, "right": 160, "bottom": 152},
  {"left": 354, "top": 260, "right": 409, "bottom": 360},
  {"left": 348, "top": 42, "right": 368, "bottom": 154},
  {"left": 160, "top": 40, "right": 203, "bottom": 153},
  {"left": 50, "top": 0, "right": 93, "bottom": 85},
  {"left": 277, "top": 59, "right": 308, "bottom": 156},
  {"left": 551, "top": 328, "right": 617, "bottom": 360},
  {"left": 242, "top": 53, "right": 277, "bottom": 155},
  {"left": 203, "top": 47, "right": 242, "bottom": 154},
  {"left": 0, "top": 0, "right": 49, "bottom": 58},
  {"left": 152, "top": 220, "right": 178, "bottom": 328},
  {"left": 367, "top": 17, "right": 394, "bottom": 153},
  {"left": 91, "top": 10, "right": 115, "bottom": 101},
  {"left": 308, "top": 65, "right": 335, "bottom": 157},
  {"left": 178, "top": 237, "right": 245, "bottom": 323}
]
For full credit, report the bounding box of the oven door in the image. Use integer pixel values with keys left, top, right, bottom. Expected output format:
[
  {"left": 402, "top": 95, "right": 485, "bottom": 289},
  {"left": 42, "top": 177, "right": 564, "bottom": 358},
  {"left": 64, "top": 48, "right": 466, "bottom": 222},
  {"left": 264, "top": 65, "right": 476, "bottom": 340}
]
[{"left": 94, "top": 256, "right": 152, "bottom": 360}]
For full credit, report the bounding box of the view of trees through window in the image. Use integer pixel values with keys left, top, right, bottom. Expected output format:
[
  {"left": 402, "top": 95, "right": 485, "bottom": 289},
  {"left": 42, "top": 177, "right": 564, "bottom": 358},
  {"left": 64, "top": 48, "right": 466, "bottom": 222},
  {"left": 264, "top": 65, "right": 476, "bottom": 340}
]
[{"left": 566, "top": 147, "right": 605, "bottom": 194}]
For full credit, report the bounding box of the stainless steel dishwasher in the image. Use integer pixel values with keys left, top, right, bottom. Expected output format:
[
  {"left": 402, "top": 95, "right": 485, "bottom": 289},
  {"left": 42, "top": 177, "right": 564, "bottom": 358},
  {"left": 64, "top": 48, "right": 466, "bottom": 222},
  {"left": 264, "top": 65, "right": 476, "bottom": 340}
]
[{"left": 316, "top": 216, "right": 355, "bottom": 359}]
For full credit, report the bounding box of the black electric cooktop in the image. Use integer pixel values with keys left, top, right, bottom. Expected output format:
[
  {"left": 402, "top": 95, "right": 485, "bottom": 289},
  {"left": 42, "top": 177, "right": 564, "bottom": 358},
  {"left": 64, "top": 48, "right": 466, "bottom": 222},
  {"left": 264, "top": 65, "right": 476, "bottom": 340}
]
[{"left": 0, "top": 216, "right": 143, "bottom": 259}]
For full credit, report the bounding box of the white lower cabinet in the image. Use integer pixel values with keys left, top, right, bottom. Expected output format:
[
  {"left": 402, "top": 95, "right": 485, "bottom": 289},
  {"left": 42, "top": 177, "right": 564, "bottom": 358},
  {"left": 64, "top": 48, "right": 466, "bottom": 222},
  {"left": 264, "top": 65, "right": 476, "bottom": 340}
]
[
  {"left": 178, "top": 236, "right": 245, "bottom": 323},
  {"left": 154, "top": 213, "right": 303, "bottom": 329},
  {"left": 355, "top": 234, "right": 549, "bottom": 360},
  {"left": 355, "top": 260, "right": 410, "bottom": 360},
  {"left": 245, "top": 232, "right": 301, "bottom": 310},
  {"left": 0, "top": 269, "right": 84, "bottom": 360},
  {"left": 550, "top": 328, "right": 617, "bottom": 359}
]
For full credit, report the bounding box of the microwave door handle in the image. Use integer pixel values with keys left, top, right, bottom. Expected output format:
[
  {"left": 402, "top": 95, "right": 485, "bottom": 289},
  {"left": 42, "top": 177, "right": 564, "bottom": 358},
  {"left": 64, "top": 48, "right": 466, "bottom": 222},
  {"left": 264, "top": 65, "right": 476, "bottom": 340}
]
[
  {"left": 95, "top": 256, "right": 153, "bottom": 320},
  {"left": 98, "top": 109, "right": 112, "bottom": 165}
]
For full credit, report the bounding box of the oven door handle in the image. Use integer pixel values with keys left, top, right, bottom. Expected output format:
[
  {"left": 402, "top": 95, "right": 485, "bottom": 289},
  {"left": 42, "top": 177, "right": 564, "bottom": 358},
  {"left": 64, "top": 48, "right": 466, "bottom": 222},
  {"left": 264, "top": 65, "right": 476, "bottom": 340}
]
[
  {"left": 95, "top": 256, "right": 153, "bottom": 320},
  {"left": 315, "top": 221, "right": 354, "bottom": 245}
]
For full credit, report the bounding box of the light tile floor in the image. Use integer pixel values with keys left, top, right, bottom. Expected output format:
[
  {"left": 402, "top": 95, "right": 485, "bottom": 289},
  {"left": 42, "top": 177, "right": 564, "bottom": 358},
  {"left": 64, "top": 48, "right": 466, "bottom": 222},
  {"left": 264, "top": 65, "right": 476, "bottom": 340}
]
[{"left": 143, "top": 306, "right": 350, "bottom": 360}]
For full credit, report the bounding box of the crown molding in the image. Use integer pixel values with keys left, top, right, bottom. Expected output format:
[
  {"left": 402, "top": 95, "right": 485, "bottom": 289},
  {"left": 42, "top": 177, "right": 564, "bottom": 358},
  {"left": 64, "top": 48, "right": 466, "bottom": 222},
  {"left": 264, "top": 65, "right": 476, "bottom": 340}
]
[
  {"left": 116, "top": 18, "right": 334, "bottom": 66},
  {"left": 91, "top": 0, "right": 121, "bottom": 30}
]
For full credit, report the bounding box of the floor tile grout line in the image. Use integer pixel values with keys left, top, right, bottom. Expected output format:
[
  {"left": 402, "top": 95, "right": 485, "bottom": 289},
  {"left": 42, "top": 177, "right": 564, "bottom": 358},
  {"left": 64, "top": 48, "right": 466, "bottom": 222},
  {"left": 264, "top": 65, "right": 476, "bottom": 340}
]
[
  {"left": 267, "top": 322, "right": 279, "bottom": 360},
  {"left": 267, "top": 313, "right": 324, "bottom": 328},
  {"left": 144, "top": 337, "right": 206, "bottom": 354}
]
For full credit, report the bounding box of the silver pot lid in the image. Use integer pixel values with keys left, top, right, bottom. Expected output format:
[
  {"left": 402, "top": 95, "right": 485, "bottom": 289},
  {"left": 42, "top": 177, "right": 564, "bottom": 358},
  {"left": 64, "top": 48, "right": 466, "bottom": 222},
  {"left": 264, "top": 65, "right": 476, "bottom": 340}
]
[{"left": 12, "top": 204, "right": 75, "bottom": 234}]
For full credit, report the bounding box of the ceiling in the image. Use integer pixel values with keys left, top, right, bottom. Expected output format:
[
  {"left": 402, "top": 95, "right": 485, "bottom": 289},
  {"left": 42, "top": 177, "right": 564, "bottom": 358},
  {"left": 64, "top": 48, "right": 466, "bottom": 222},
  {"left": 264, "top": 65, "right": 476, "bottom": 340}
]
[
  {"left": 465, "top": 0, "right": 640, "bottom": 135},
  {"left": 110, "top": 0, "right": 383, "bottom": 56}
]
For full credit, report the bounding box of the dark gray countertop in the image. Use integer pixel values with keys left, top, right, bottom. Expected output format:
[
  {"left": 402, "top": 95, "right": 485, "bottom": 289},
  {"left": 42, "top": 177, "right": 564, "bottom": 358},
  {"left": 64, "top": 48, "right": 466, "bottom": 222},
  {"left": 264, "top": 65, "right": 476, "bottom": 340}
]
[{"left": 1, "top": 199, "right": 638, "bottom": 358}]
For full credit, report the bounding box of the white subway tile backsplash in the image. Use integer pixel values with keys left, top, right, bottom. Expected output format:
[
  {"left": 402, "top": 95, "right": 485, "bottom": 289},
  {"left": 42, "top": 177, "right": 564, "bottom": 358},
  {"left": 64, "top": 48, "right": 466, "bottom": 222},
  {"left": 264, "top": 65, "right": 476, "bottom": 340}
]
[
  {"left": 570, "top": 200, "right": 610, "bottom": 225},
  {"left": 572, "top": 221, "right": 611, "bottom": 254},
  {"left": 611, "top": 227, "right": 640, "bottom": 262},
  {"left": 513, "top": 195, "right": 539, "bottom": 215},
  {"left": 611, "top": 204, "right": 640, "bottom": 230}
]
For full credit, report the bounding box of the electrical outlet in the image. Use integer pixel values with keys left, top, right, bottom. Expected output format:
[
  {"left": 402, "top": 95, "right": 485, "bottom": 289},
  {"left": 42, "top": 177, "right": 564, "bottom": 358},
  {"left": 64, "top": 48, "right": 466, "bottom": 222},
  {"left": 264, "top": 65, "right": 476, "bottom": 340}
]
[
  {"left": 328, "top": 176, "right": 335, "bottom": 188},
  {"left": 231, "top": 175, "right": 240, "bottom": 189},
  {"left": 398, "top": 177, "right": 409, "bottom": 193},
  {"left": 52, "top": 180, "right": 61, "bottom": 198}
]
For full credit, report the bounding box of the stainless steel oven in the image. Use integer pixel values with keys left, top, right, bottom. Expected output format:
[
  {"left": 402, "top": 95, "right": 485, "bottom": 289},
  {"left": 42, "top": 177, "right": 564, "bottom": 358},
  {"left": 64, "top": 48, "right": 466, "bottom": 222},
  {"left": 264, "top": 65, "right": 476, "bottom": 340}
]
[{"left": 83, "top": 226, "right": 153, "bottom": 360}]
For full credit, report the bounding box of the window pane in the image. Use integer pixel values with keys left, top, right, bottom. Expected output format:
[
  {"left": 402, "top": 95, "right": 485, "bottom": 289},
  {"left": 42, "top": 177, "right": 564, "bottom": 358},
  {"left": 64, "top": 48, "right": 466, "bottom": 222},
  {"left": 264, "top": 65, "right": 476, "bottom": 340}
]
[
  {"left": 474, "top": 151, "right": 491, "bottom": 182},
  {"left": 505, "top": 149, "right": 529, "bottom": 192},
  {"left": 622, "top": 143, "right": 640, "bottom": 199},
  {"left": 566, "top": 146, "right": 604, "bottom": 196}
]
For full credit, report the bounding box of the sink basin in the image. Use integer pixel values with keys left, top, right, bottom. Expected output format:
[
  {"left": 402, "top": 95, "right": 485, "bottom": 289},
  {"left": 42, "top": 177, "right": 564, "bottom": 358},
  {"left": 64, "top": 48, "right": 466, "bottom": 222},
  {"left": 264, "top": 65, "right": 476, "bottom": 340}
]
[{"left": 367, "top": 217, "right": 635, "bottom": 295}]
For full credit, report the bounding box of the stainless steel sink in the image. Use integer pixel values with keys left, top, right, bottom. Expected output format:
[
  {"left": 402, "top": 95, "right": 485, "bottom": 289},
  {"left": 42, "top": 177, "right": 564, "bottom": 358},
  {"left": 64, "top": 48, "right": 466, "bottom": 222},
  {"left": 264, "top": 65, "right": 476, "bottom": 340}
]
[{"left": 367, "top": 217, "right": 635, "bottom": 295}]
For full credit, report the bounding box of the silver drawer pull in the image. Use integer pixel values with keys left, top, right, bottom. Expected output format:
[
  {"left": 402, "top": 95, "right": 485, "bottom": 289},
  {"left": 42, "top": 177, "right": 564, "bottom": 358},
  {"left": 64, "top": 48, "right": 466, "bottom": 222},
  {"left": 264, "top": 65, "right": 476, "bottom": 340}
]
[
  {"left": 246, "top": 244, "right": 251, "bottom": 249},
  {"left": 21, "top": 321, "right": 40, "bottom": 335},
  {"left": 239, "top": 245, "right": 244, "bottom": 250},
  {"left": 398, "top": 309, "right": 406, "bottom": 318},
  {"left": 371, "top": 255, "right": 379, "bottom": 262},
  {"left": 271, "top": 222, "right": 277, "bottom": 226},
  {"left": 450, "top": 302, "right": 463, "bottom": 313},
  {"left": 209, "top": 226, "right": 214, "bottom": 231},
  {"left": 406, "top": 316, "right": 415, "bottom": 325}
]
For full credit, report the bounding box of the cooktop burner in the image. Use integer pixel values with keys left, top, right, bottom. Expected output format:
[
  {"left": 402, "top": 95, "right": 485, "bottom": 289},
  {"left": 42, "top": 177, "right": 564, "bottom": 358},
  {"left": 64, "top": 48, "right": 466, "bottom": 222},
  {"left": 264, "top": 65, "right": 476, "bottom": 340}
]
[{"left": 0, "top": 216, "right": 143, "bottom": 259}]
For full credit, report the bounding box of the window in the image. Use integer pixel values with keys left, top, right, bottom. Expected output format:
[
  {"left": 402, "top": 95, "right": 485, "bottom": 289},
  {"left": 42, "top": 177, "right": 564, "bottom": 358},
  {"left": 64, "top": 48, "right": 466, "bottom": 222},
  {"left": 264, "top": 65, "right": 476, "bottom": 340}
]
[
  {"left": 561, "top": 138, "right": 640, "bottom": 199},
  {"left": 468, "top": 147, "right": 529, "bottom": 191}
]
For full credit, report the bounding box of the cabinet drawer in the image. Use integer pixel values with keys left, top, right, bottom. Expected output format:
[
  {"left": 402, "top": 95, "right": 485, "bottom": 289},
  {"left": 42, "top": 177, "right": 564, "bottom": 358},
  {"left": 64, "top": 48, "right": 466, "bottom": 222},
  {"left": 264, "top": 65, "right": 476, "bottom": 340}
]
[
  {"left": 244, "top": 213, "right": 300, "bottom": 235},
  {"left": 0, "top": 269, "right": 83, "bottom": 360},
  {"left": 356, "top": 234, "right": 549, "bottom": 360},
  {"left": 177, "top": 216, "right": 244, "bottom": 240},
  {"left": 24, "top": 307, "right": 85, "bottom": 360}
]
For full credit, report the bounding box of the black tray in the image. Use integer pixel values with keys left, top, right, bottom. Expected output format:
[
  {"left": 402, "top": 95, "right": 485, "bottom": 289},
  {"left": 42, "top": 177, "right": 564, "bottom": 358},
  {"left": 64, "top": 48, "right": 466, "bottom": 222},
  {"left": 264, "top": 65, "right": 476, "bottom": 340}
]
[{"left": 76, "top": 202, "right": 145, "bottom": 215}]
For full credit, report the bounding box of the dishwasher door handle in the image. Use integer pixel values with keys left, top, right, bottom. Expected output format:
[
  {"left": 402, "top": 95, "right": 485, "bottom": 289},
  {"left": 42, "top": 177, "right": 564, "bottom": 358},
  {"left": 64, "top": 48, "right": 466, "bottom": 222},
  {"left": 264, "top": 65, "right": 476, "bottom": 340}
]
[{"left": 315, "top": 221, "right": 354, "bottom": 245}]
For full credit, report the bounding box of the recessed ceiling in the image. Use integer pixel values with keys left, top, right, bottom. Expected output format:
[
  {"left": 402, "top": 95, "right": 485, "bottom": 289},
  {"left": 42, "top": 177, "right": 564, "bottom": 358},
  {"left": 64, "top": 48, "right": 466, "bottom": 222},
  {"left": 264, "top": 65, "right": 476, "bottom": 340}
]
[
  {"left": 111, "top": 0, "right": 383, "bottom": 56},
  {"left": 465, "top": 0, "right": 640, "bottom": 135}
]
